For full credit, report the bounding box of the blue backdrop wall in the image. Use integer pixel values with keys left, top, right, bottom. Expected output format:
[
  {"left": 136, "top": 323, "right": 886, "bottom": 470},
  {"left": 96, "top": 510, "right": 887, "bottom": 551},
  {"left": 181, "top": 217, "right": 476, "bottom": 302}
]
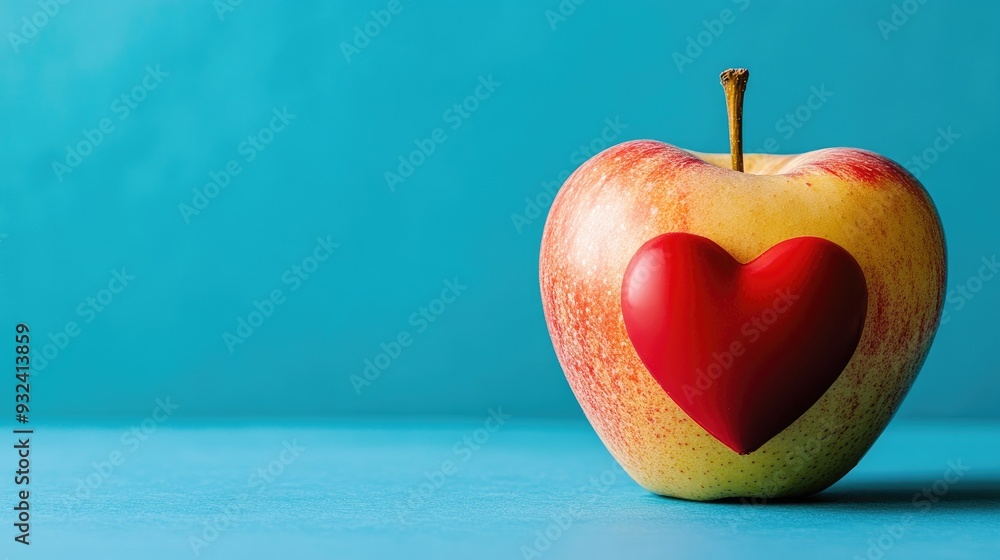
[{"left": 2, "top": 0, "right": 997, "bottom": 419}]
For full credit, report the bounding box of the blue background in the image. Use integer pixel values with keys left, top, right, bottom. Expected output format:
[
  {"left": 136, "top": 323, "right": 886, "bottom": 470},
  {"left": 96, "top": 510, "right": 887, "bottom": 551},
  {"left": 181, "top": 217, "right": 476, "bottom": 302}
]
[{"left": 2, "top": 0, "right": 998, "bottom": 421}]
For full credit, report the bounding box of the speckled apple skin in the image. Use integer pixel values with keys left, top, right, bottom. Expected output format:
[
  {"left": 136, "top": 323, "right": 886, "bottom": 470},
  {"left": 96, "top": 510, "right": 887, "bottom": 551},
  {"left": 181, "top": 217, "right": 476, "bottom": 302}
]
[{"left": 539, "top": 140, "right": 946, "bottom": 501}]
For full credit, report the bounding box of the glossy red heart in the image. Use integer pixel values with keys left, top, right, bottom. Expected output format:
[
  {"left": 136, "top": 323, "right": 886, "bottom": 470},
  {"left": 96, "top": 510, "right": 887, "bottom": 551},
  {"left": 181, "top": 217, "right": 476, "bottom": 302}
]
[{"left": 621, "top": 233, "right": 868, "bottom": 454}]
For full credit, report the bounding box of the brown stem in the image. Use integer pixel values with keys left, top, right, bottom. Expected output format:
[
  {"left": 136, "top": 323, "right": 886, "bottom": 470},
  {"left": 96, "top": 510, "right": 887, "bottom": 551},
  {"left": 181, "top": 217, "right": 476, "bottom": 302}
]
[{"left": 720, "top": 68, "right": 749, "bottom": 172}]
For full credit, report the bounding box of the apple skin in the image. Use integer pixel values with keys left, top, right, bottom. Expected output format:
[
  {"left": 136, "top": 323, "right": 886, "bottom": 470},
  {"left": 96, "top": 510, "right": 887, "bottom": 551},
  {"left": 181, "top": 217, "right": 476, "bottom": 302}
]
[{"left": 539, "top": 140, "right": 946, "bottom": 501}]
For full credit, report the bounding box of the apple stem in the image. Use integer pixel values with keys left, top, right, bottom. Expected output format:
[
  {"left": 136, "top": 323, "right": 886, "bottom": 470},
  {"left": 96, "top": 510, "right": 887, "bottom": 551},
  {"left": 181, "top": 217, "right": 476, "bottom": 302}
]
[{"left": 720, "top": 68, "right": 749, "bottom": 172}]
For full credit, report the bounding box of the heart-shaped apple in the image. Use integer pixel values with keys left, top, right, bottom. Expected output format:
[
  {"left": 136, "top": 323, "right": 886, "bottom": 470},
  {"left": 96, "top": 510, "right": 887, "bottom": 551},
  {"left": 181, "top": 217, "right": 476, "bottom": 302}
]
[
  {"left": 539, "top": 69, "right": 946, "bottom": 500},
  {"left": 621, "top": 233, "right": 868, "bottom": 455}
]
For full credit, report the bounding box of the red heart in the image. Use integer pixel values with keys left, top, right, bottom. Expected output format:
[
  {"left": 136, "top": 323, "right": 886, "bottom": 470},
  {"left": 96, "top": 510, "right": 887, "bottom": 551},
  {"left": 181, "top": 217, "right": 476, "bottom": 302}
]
[{"left": 621, "top": 234, "right": 868, "bottom": 454}]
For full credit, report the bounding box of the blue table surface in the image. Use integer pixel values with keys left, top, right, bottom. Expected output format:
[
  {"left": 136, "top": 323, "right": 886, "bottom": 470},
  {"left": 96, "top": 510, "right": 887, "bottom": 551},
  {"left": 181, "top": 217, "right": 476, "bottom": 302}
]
[{"left": 11, "top": 418, "right": 1000, "bottom": 559}]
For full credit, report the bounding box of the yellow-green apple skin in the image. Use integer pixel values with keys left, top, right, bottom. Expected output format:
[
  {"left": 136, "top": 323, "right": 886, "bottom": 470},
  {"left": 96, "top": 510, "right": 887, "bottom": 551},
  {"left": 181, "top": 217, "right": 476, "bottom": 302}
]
[{"left": 539, "top": 140, "right": 946, "bottom": 501}]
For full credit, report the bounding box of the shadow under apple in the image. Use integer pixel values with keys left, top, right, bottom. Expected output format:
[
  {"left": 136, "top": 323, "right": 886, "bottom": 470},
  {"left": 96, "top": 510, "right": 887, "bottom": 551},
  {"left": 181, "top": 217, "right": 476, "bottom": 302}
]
[{"left": 696, "top": 477, "right": 1000, "bottom": 513}]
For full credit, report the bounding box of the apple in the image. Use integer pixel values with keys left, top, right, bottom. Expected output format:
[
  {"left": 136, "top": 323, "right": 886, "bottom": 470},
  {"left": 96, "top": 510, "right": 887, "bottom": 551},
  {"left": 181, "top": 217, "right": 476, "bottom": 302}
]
[{"left": 539, "top": 69, "right": 946, "bottom": 500}]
